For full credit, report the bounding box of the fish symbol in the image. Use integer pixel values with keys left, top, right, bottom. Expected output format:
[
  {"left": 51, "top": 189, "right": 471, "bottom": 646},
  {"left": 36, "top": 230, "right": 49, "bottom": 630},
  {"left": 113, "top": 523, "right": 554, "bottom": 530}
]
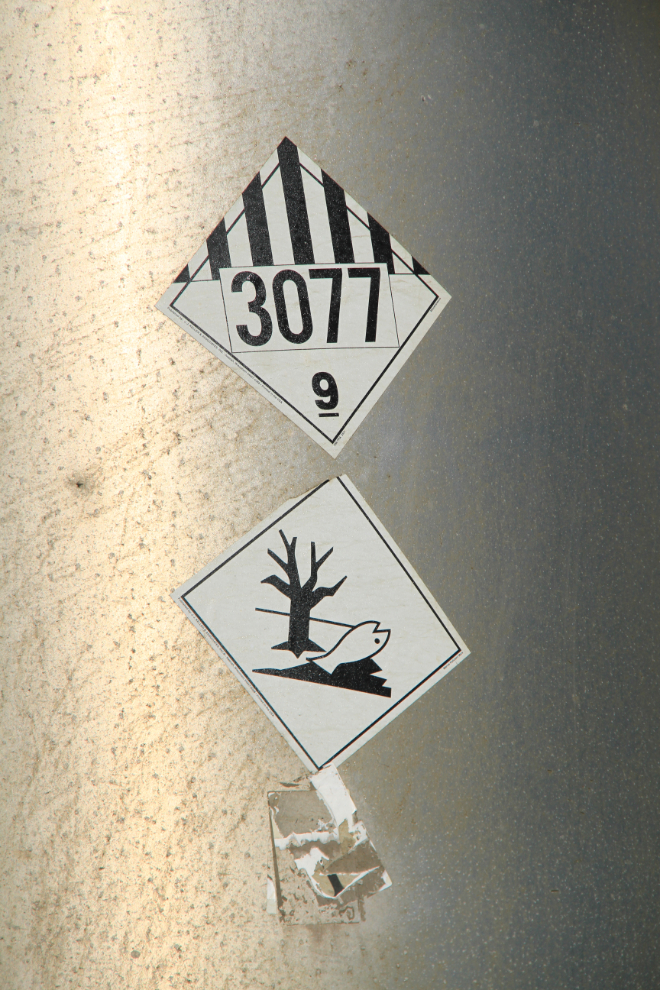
[{"left": 305, "top": 621, "right": 390, "bottom": 675}]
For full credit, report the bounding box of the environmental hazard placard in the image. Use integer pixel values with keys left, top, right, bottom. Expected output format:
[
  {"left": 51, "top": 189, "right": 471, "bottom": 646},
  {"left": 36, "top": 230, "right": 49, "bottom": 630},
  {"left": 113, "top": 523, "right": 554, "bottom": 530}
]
[
  {"left": 157, "top": 138, "right": 451, "bottom": 457},
  {"left": 172, "top": 476, "right": 469, "bottom": 770}
]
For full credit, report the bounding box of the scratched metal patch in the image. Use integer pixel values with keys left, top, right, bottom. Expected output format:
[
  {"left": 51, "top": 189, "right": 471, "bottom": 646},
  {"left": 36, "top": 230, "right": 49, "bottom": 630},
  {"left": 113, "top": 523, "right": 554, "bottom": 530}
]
[{"left": 268, "top": 765, "right": 390, "bottom": 924}]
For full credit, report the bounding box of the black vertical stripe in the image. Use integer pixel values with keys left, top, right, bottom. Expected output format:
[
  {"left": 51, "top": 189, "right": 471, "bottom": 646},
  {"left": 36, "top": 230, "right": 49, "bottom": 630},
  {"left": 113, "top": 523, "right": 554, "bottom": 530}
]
[
  {"left": 413, "top": 257, "right": 429, "bottom": 275},
  {"left": 322, "top": 171, "right": 354, "bottom": 264},
  {"left": 368, "top": 215, "right": 394, "bottom": 274},
  {"left": 277, "top": 137, "right": 315, "bottom": 264},
  {"left": 207, "top": 218, "right": 231, "bottom": 278},
  {"left": 242, "top": 172, "right": 274, "bottom": 266},
  {"left": 174, "top": 264, "right": 190, "bottom": 283}
]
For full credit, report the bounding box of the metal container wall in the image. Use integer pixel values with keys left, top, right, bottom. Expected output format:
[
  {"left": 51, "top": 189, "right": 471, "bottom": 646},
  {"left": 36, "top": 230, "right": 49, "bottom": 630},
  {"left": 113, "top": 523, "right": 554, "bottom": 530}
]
[{"left": 1, "top": 1, "right": 658, "bottom": 987}]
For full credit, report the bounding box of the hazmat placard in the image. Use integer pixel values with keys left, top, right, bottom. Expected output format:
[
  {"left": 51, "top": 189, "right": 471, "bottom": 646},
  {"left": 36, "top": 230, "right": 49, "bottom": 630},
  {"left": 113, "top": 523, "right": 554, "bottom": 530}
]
[
  {"left": 172, "top": 476, "right": 469, "bottom": 769},
  {"left": 157, "top": 138, "right": 451, "bottom": 457}
]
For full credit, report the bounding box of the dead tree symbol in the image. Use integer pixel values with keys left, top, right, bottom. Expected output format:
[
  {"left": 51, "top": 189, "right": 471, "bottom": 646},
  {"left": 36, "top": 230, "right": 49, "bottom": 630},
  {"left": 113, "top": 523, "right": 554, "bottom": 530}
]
[{"left": 261, "top": 530, "right": 346, "bottom": 657}]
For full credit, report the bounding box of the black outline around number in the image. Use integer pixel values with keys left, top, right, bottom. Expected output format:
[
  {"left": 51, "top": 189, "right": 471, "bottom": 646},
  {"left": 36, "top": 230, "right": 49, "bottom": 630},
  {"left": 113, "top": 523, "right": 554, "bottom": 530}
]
[{"left": 171, "top": 263, "right": 440, "bottom": 444}]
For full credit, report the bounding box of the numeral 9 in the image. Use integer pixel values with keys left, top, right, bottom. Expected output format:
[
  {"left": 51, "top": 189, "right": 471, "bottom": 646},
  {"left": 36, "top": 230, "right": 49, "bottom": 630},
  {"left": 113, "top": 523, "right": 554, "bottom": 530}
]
[{"left": 312, "top": 372, "right": 339, "bottom": 410}]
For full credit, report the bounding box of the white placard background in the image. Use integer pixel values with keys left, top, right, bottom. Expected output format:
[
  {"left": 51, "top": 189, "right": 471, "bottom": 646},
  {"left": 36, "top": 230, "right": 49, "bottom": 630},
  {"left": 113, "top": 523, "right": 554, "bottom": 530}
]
[{"left": 173, "top": 476, "right": 469, "bottom": 769}]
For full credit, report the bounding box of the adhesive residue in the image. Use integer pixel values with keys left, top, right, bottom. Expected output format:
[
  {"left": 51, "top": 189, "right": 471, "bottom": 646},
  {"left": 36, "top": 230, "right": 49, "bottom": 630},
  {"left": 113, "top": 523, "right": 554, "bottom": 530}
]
[{"left": 267, "top": 764, "right": 391, "bottom": 924}]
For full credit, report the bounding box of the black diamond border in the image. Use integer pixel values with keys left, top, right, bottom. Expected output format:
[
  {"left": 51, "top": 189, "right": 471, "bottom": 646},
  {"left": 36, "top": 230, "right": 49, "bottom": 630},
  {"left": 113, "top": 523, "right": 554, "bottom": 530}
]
[
  {"left": 178, "top": 478, "right": 462, "bottom": 769},
  {"left": 169, "top": 261, "right": 440, "bottom": 447}
]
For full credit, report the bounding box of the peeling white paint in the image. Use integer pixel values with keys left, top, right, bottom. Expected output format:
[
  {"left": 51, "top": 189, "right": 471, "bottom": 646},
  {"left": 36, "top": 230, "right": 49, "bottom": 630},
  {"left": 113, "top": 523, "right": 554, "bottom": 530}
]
[
  {"left": 266, "top": 876, "right": 278, "bottom": 915},
  {"left": 268, "top": 764, "right": 390, "bottom": 924},
  {"left": 311, "top": 764, "right": 358, "bottom": 827}
]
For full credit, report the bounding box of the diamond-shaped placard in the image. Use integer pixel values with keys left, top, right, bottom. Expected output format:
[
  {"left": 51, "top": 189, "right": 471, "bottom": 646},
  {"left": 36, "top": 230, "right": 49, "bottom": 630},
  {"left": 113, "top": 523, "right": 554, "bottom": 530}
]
[
  {"left": 157, "top": 139, "right": 451, "bottom": 457},
  {"left": 172, "top": 476, "right": 469, "bottom": 770}
]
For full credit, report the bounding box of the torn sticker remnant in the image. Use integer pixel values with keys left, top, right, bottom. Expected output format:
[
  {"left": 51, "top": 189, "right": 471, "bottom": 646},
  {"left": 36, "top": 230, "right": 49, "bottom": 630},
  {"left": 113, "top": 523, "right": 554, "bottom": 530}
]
[
  {"left": 265, "top": 876, "right": 278, "bottom": 915},
  {"left": 268, "top": 764, "right": 391, "bottom": 924}
]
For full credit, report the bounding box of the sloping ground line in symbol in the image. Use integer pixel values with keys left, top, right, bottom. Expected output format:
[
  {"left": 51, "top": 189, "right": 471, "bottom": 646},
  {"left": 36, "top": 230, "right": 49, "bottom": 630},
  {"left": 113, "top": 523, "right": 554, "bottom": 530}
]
[{"left": 255, "top": 607, "right": 353, "bottom": 629}]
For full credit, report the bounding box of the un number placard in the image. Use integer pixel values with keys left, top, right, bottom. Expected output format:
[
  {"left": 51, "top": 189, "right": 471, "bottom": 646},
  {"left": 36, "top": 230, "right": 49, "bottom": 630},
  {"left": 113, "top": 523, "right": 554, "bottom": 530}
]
[
  {"left": 157, "top": 138, "right": 450, "bottom": 456},
  {"left": 220, "top": 264, "right": 397, "bottom": 353}
]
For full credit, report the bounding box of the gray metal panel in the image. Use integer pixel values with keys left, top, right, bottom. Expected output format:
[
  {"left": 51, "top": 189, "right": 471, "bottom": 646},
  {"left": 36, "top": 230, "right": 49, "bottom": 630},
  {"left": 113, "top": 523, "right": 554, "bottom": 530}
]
[{"left": 1, "top": 1, "right": 658, "bottom": 988}]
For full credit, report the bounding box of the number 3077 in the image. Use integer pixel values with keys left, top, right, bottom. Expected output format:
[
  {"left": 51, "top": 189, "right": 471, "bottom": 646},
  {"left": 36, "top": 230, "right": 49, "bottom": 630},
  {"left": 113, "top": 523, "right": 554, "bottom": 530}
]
[
  {"left": 226, "top": 265, "right": 381, "bottom": 348},
  {"left": 220, "top": 263, "right": 391, "bottom": 420}
]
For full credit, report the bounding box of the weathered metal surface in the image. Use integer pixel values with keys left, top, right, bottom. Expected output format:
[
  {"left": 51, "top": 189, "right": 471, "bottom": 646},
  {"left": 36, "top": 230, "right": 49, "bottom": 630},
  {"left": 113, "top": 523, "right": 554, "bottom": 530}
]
[{"left": 1, "top": 1, "right": 658, "bottom": 988}]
